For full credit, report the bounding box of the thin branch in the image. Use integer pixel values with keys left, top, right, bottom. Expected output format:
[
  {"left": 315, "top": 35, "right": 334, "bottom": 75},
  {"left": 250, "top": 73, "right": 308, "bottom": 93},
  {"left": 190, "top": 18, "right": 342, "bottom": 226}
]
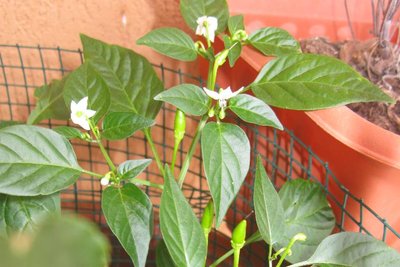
[{"left": 345, "top": 0, "right": 356, "bottom": 39}]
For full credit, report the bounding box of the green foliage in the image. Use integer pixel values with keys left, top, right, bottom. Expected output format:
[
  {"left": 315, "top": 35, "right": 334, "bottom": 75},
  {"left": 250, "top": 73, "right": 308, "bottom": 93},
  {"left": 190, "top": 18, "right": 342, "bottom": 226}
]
[
  {"left": 0, "top": 193, "right": 60, "bottom": 237},
  {"left": 28, "top": 79, "right": 69, "bottom": 125},
  {"left": 137, "top": 27, "right": 198, "bottom": 61},
  {"left": 80, "top": 34, "right": 164, "bottom": 119},
  {"left": 53, "top": 126, "right": 87, "bottom": 140},
  {"left": 0, "top": 125, "right": 81, "bottom": 196},
  {"left": 254, "top": 156, "right": 285, "bottom": 245},
  {"left": 290, "top": 232, "right": 400, "bottom": 267},
  {"left": 154, "top": 84, "right": 209, "bottom": 116},
  {"left": 201, "top": 122, "right": 250, "bottom": 227},
  {"left": 102, "top": 112, "right": 154, "bottom": 140},
  {"left": 228, "top": 15, "right": 245, "bottom": 35},
  {"left": 102, "top": 183, "right": 153, "bottom": 267},
  {"left": 63, "top": 62, "right": 110, "bottom": 123},
  {"left": 117, "top": 159, "right": 152, "bottom": 180},
  {"left": 277, "top": 179, "right": 335, "bottom": 263},
  {"left": 248, "top": 27, "right": 300, "bottom": 56},
  {"left": 156, "top": 239, "right": 176, "bottom": 267},
  {"left": 229, "top": 94, "right": 283, "bottom": 129},
  {"left": 160, "top": 168, "right": 206, "bottom": 267},
  {"left": 0, "top": 121, "right": 21, "bottom": 129},
  {"left": 180, "top": 0, "right": 229, "bottom": 34},
  {"left": 252, "top": 54, "right": 394, "bottom": 110},
  {"left": 223, "top": 36, "right": 242, "bottom": 67}
]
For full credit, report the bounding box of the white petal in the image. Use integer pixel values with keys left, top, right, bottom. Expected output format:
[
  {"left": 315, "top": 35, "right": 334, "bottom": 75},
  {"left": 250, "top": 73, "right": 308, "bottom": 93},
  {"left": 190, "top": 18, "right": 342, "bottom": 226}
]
[
  {"left": 208, "top": 31, "right": 216, "bottom": 42},
  {"left": 71, "top": 113, "right": 80, "bottom": 125},
  {"left": 203, "top": 87, "right": 221, "bottom": 100},
  {"left": 230, "top": 86, "right": 245, "bottom": 97},
  {"left": 77, "top": 96, "right": 89, "bottom": 110},
  {"left": 220, "top": 86, "right": 233, "bottom": 99},
  {"left": 207, "top": 16, "right": 218, "bottom": 31},
  {"left": 70, "top": 100, "right": 78, "bottom": 113},
  {"left": 100, "top": 177, "right": 110, "bottom": 186},
  {"left": 85, "top": 109, "right": 96, "bottom": 118},
  {"left": 196, "top": 16, "right": 207, "bottom": 25},
  {"left": 195, "top": 25, "right": 203, "bottom": 36},
  {"left": 79, "top": 119, "right": 91, "bottom": 131}
]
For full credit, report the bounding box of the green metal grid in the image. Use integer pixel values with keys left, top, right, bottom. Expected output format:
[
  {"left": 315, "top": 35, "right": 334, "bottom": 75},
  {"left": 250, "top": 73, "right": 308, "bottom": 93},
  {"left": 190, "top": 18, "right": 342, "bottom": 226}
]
[{"left": 0, "top": 44, "right": 399, "bottom": 266}]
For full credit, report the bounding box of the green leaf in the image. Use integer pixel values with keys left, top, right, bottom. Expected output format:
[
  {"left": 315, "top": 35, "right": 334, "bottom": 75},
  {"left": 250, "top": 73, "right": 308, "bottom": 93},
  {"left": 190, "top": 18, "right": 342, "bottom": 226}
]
[
  {"left": 180, "top": 0, "right": 229, "bottom": 34},
  {"left": 160, "top": 167, "right": 206, "bottom": 267},
  {"left": 63, "top": 62, "right": 110, "bottom": 123},
  {"left": 252, "top": 54, "right": 395, "bottom": 110},
  {"left": 0, "top": 125, "right": 82, "bottom": 196},
  {"left": 27, "top": 215, "right": 110, "bottom": 267},
  {"left": 201, "top": 122, "right": 250, "bottom": 227},
  {"left": 117, "top": 159, "right": 152, "bottom": 180},
  {"left": 156, "top": 239, "right": 176, "bottom": 267},
  {"left": 0, "top": 121, "right": 22, "bottom": 129},
  {"left": 53, "top": 126, "right": 86, "bottom": 140},
  {"left": 102, "top": 183, "right": 153, "bottom": 267},
  {"left": 223, "top": 36, "right": 242, "bottom": 67},
  {"left": 80, "top": 34, "right": 164, "bottom": 119},
  {"left": 28, "top": 79, "right": 70, "bottom": 125},
  {"left": 137, "top": 27, "right": 197, "bottom": 61},
  {"left": 154, "top": 84, "right": 209, "bottom": 116},
  {"left": 253, "top": 156, "right": 285, "bottom": 245},
  {"left": 248, "top": 27, "right": 300, "bottom": 57},
  {"left": 228, "top": 15, "right": 245, "bottom": 35},
  {"left": 277, "top": 179, "right": 335, "bottom": 263},
  {"left": 229, "top": 94, "right": 283, "bottom": 129},
  {"left": 0, "top": 193, "right": 60, "bottom": 236},
  {"left": 102, "top": 112, "right": 154, "bottom": 140},
  {"left": 290, "top": 232, "right": 400, "bottom": 267}
]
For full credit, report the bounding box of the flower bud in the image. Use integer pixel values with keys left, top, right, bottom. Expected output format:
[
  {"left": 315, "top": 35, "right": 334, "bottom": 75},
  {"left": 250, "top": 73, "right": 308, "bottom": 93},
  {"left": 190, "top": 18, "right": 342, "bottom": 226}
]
[
  {"left": 231, "top": 219, "right": 247, "bottom": 247},
  {"left": 201, "top": 199, "right": 214, "bottom": 234},
  {"left": 174, "top": 109, "right": 186, "bottom": 142}
]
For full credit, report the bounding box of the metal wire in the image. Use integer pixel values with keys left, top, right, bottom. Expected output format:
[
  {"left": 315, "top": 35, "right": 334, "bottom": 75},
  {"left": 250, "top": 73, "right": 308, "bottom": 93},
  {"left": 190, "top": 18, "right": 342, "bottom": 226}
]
[{"left": 1, "top": 44, "right": 399, "bottom": 266}]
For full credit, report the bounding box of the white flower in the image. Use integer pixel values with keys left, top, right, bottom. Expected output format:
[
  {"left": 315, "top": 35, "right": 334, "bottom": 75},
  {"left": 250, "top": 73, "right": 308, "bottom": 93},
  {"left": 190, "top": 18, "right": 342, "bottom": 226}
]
[
  {"left": 70, "top": 97, "right": 96, "bottom": 131},
  {"left": 196, "top": 16, "right": 218, "bottom": 42},
  {"left": 100, "top": 177, "right": 110, "bottom": 186},
  {"left": 203, "top": 86, "right": 244, "bottom": 108}
]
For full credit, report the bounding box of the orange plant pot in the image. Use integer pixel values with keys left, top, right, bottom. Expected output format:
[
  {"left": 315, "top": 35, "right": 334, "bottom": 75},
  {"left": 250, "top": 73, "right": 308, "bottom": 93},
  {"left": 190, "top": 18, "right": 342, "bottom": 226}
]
[{"left": 201, "top": 0, "right": 400, "bottom": 250}]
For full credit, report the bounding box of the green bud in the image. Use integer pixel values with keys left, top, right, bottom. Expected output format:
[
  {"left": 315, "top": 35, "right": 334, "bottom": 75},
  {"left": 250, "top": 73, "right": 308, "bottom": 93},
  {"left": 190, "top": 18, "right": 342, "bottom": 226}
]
[
  {"left": 231, "top": 219, "right": 247, "bottom": 247},
  {"left": 208, "top": 107, "right": 215, "bottom": 117},
  {"left": 219, "top": 108, "right": 226, "bottom": 120},
  {"left": 201, "top": 199, "right": 214, "bottom": 234},
  {"left": 174, "top": 109, "right": 186, "bottom": 142},
  {"left": 293, "top": 233, "right": 307, "bottom": 242},
  {"left": 232, "top": 30, "right": 248, "bottom": 42}
]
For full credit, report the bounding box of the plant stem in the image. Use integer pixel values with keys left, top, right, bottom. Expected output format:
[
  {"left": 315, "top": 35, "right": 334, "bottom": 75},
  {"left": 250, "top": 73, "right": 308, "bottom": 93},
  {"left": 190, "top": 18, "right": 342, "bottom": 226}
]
[
  {"left": 89, "top": 120, "right": 116, "bottom": 172},
  {"left": 268, "top": 243, "right": 273, "bottom": 267},
  {"left": 209, "top": 231, "right": 262, "bottom": 267},
  {"left": 131, "top": 177, "right": 164, "bottom": 190},
  {"left": 143, "top": 128, "right": 165, "bottom": 176},
  {"left": 82, "top": 169, "right": 104, "bottom": 178},
  {"left": 233, "top": 248, "right": 240, "bottom": 267},
  {"left": 170, "top": 140, "right": 179, "bottom": 173},
  {"left": 178, "top": 114, "right": 208, "bottom": 187}
]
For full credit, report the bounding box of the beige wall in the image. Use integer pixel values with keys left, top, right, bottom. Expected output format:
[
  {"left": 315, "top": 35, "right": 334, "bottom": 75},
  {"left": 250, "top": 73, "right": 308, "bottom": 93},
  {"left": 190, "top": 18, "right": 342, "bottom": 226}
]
[{"left": 0, "top": 0, "right": 198, "bottom": 72}]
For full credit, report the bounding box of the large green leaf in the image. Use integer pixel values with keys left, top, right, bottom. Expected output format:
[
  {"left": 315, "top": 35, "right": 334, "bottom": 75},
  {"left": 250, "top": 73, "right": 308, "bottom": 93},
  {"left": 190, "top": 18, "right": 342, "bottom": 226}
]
[
  {"left": 201, "top": 122, "right": 250, "bottom": 227},
  {"left": 27, "top": 215, "right": 110, "bottom": 267},
  {"left": 160, "top": 168, "right": 206, "bottom": 267},
  {"left": 229, "top": 94, "right": 283, "bottom": 129},
  {"left": 63, "top": 62, "right": 110, "bottom": 123},
  {"left": 80, "top": 34, "right": 163, "bottom": 119},
  {"left": 248, "top": 27, "right": 300, "bottom": 57},
  {"left": 0, "top": 125, "right": 82, "bottom": 196},
  {"left": 102, "top": 183, "right": 153, "bottom": 267},
  {"left": 28, "top": 79, "right": 69, "bottom": 124},
  {"left": 254, "top": 156, "right": 285, "bottom": 245},
  {"left": 277, "top": 179, "right": 335, "bottom": 263},
  {"left": 223, "top": 36, "right": 242, "bottom": 67},
  {"left": 290, "top": 232, "right": 400, "bottom": 267},
  {"left": 180, "top": 0, "right": 229, "bottom": 34},
  {"left": 137, "top": 27, "right": 197, "bottom": 61},
  {"left": 0, "top": 193, "right": 60, "bottom": 236},
  {"left": 156, "top": 239, "right": 176, "bottom": 267},
  {"left": 154, "top": 84, "right": 209, "bottom": 116},
  {"left": 117, "top": 159, "right": 152, "bottom": 180},
  {"left": 228, "top": 15, "right": 244, "bottom": 35},
  {"left": 252, "top": 54, "right": 394, "bottom": 110},
  {"left": 102, "top": 112, "right": 154, "bottom": 140}
]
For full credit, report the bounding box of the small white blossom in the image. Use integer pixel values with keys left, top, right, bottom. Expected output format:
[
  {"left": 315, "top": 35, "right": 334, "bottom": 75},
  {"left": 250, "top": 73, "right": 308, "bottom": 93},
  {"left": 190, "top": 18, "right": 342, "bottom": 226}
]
[
  {"left": 100, "top": 177, "right": 110, "bottom": 186},
  {"left": 196, "top": 16, "right": 218, "bottom": 42},
  {"left": 203, "top": 86, "right": 244, "bottom": 108},
  {"left": 70, "top": 97, "right": 96, "bottom": 131}
]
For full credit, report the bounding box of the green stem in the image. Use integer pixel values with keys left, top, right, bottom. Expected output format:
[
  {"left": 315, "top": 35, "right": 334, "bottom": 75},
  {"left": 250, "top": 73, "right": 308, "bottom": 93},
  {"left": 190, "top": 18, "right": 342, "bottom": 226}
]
[
  {"left": 89, "top": 120, "right": 116, "bottom": 172},
  {"left": 82, "top": 169, "right": 103, "bottom": 178},
  {"left": 233, "top": 248, "right": 240, "bottom": 267},
  {"left": 170, "top": 140, "right": 179, "bottom": 173},
  {"left": 209, "top": 231, "right": 262, "bottom": 267},
  {"left": 178, "top": 114, "right": 208, "bottom": 187},
  {"left": 131, "top": 178, "right": 164, "bottom": 190},
  {"left": 276, "top": 238, "right": 297, "bottom": 267},
  {"left": 268, "top": 244, "right": 273, "bottom": 267},
  {"left": 143, "top": 128, "right": 165, "bottom": 176}
]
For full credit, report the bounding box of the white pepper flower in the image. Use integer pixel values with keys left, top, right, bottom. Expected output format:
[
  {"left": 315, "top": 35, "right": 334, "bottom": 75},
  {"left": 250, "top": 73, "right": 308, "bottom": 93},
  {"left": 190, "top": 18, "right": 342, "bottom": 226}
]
[
  {"left": 196, "top": 16, "right": 218, "bottom": 42},
  {"left": 70, "top": 97, "right": 96, "bottom": 131},
  {"left": 203, "top": 86, "right": 244, "bottom": 108}
]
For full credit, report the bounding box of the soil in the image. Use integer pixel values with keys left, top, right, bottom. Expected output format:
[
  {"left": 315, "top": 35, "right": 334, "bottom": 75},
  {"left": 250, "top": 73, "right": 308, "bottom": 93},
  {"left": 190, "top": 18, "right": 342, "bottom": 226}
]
[{"left": 301, "top": 37, "right": 400, "bottom": 135}]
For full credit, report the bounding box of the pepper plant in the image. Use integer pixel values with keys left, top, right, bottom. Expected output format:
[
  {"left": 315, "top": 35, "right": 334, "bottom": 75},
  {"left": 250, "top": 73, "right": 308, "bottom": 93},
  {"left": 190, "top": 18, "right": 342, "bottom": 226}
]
[{"left": 1, "top": 0, "right": 400, "bottom": 266}]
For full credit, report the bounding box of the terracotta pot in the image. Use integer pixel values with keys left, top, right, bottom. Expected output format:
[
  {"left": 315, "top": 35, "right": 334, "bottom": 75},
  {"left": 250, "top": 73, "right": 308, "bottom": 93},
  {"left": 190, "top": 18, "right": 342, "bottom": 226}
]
[{"left": 207, "top": 0, "right": 400, "bottom": 250}]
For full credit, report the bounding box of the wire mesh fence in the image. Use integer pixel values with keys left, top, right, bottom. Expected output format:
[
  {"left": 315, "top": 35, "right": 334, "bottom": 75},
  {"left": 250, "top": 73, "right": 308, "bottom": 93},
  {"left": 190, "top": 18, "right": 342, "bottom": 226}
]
[{"left": 0, "top": 44, "right": 399, "bottom": 266}]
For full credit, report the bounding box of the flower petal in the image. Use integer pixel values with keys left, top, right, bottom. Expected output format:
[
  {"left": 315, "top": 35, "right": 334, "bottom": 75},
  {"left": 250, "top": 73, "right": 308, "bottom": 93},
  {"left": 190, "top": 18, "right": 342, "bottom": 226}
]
[
  {"left": 203, "top": 87, "right": 220, "bottom": 100},
  {"left": 85, "top": 109, "right": 96, "bottom": 118},
  {"left": 220, "top": 86, "right": 233, "bottom": 99},
  {"left": 70, "top": 100, "right": 78, "bottom": 113},
  {"left": 230, "top": 86, "right": 245, "bottom": 97},
  {"left": 77, "top": 96, "right": 89, "bottom": 110},
  {"left": 79, "top": 119, "right": 91, "bottom": 131}
]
